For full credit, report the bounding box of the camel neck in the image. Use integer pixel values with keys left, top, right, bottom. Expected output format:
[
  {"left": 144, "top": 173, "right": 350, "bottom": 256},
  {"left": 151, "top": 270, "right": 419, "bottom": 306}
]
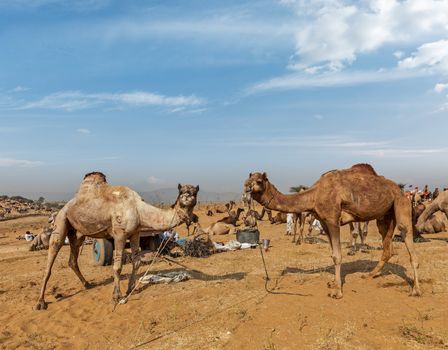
[
  {"left": 259, "top": 182, "right": 315, "bottom": 213},
  {"left": 137, "top": 200, "right": 191, "bottom": 231}
]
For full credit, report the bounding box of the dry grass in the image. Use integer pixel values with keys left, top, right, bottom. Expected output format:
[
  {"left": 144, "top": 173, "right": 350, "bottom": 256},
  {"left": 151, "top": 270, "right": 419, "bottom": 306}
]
[{"left": 399, "top": 324, "right": 447, "bottom": 348}]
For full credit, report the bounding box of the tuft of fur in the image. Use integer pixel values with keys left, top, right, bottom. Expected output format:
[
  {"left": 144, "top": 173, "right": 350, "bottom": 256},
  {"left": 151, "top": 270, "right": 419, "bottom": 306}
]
[{"left": 351, "top": 163, "right": 378, "bottom": 176}]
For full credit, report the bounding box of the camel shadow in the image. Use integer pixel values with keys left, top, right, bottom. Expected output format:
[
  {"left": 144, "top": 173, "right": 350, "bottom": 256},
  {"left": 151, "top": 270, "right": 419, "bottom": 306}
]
[{"left": 282, "top": 259, "right": 413, "bottom": 287}]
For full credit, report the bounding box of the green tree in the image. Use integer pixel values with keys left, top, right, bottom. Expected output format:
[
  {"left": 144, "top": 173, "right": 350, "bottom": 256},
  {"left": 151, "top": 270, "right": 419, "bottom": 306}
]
[{"left": 290, "top": 185, "right": 309, "bottom": 193}]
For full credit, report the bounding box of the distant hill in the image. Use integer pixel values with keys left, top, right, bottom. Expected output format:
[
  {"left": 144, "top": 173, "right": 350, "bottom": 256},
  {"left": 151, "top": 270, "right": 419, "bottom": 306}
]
[
  {"left": 140, "top": 188, "right": 241, "bottom": 204},
  {"left": 12, "top": 188, "right": 241, "bottom": 204}
]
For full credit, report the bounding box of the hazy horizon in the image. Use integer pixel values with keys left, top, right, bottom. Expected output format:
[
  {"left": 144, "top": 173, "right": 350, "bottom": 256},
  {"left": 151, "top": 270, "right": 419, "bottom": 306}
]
[{"left": 1, "top": 0, "right": 447, "bottom": 196}]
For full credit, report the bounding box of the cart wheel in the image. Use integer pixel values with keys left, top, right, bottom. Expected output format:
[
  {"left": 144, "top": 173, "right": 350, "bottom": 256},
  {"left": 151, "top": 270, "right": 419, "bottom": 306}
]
[{"left": 92, "top": 239, "right": 113, "bottom": 266}]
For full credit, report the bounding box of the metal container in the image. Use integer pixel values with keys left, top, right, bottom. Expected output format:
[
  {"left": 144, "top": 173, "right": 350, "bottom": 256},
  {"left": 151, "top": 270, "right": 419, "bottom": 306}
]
[{"left": 236, "top": 228, "right": 260, "bottom": 244}]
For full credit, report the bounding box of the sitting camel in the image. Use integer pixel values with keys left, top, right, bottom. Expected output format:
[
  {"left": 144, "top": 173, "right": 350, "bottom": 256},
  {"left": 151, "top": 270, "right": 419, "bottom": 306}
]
[
  {"left": 199, "top": 222, "right": 233, "bottom": 235},
  {"left": 414, "top": 196, "right": 448, "bottom": 234},
  {"left": 217, "top": 208, "right": 244, "bottom": 226},
  {"left": 244, "top": 164, "right": 421, "bottom": 299},
  {"left": 215, "top": 201, "right": 235, "bottom": 214},
  {"left": 34, "top": 172, "right": 198, "bottom": 310}
]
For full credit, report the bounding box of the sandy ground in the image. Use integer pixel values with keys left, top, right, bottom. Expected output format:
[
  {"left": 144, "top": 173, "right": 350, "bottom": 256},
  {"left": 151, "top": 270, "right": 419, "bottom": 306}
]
[{"left": 1, "top": 206, "right": 448, "bottom": 350}]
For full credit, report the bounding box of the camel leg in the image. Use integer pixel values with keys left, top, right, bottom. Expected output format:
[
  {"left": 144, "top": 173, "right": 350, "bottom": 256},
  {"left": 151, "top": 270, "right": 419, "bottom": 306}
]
[
  {"left": 348, "top": 222, "right": 358, "bottom": 256},
  {"left": 364, "top": 214, "right": 394, "bottom": 278},
  {"left": 67, "top": 233, "right": 91, "bottom": 289},
  {"left": 292, "top": 215, "right": 300, "bottom": 244},
  {"left": 359, "top": 221, "right": 369, "bottom": 252},
  {"left": 395, "top": 198, "right": 421, "bottom": 296},
  {"left": 325, "top": 222, "right": 343, "bottom": 299},
  {"left": 34, "top": 211, "right": 69, "bottom": 310},
  {"left": 126, "top": 233, "right": 141, "bottom": 295},
  {"left": 112, "top": 237, "right": 126, "bottom": 303}
]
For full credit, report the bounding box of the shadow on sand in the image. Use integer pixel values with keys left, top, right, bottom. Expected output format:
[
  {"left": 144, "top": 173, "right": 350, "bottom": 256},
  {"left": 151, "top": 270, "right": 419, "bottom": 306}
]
[{"left": 281, "top": 259, "right": 413, "bottom": 287}]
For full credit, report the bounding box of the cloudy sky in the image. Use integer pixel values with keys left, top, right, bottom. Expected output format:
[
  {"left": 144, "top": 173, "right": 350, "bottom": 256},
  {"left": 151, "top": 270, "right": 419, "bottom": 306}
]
[{"left": 1, "top": 0, "right": 447, "bottom": 198}]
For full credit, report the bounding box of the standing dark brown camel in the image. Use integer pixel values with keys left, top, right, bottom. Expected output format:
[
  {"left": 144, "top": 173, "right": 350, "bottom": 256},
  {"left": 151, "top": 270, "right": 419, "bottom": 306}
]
[{"left": 244, "top": 164, "right": 420, "bottom": 299}]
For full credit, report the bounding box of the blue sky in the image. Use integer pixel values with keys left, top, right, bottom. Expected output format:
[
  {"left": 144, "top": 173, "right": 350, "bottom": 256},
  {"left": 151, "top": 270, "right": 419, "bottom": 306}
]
[{"left": 1, "top": 0, "right": 448, "bottom": 198}]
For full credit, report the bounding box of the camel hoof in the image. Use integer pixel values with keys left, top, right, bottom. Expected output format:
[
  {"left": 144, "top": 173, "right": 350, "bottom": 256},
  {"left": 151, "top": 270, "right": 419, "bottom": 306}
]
[
  {"left": 84, "top": 282, "right": 93, "bottom": 289},
  {"left": 34, "top": 300, "right": 47, "bottom": 311},
  {"left": 328, "top": 289, "right": 343, "bottom": 299},
  {"left": 410, "top": 288, "right": 422, "bottom": 297}
]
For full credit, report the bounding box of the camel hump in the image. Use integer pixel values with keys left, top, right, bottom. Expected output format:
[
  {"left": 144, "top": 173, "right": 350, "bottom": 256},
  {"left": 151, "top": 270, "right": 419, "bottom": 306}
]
[
  {"left": 83, "top": 171, "right": 107, "bottom": 184},
  {"left": 351, "top": 163, "right": 378, "bottom": 176}
]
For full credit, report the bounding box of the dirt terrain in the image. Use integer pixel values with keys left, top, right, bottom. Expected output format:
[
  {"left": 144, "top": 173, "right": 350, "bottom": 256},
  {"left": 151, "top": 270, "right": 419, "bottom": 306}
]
[{"left": 1, "top": 205, "right": 447, "bottom": 350}]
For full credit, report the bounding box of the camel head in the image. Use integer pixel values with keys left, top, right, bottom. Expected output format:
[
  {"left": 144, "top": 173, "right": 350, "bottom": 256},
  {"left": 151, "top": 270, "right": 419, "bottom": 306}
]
[
  {"left": 244, "top": 172, "right": 268, "bottom": 200},
  {"left": 176, "top": 184, "right": 199, "bottom": 209}
]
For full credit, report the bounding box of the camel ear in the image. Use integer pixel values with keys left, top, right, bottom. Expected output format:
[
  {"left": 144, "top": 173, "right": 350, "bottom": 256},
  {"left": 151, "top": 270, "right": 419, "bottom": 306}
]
[
  {"left": 262, "top": 172, "right": 268, "bottom": 180},
  {"left": 178, "top": 183, "right": 182, "bottom": 191},
  {"left": 196, "top": 185, "right": 199, "bottom": 193},
  {"left": 249, "top": 172, "right": 252, "bottom": 178}
]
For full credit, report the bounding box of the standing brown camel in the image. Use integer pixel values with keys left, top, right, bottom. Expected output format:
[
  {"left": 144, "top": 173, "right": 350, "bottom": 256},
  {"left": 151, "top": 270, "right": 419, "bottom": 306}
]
[
  {"left": 244, "top": 164, "right": 421, "bottom": 299},
  {"left": 34, "top": 172, "right": 198, "bottom": 310}
]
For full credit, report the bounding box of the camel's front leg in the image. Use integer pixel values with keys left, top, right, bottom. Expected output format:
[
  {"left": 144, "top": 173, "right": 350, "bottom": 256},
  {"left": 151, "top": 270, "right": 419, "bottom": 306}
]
[
  {"left": 35, "top": 211, "right": 69, "bottom": 310},
  {"left": 112, "top": 237, "right": 126, "bottom": 303},
  {"left": 126, "top": 233, "right": 141, "bottom": 295}
]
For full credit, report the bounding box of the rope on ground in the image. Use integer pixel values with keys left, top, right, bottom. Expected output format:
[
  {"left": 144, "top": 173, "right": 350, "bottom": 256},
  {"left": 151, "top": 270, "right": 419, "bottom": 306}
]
[
  {"left": 114, "top": 211, "right": 180, "bottom": 310},
  {"left": 258, "top": 244, "right": 311, "bottom": 297}
]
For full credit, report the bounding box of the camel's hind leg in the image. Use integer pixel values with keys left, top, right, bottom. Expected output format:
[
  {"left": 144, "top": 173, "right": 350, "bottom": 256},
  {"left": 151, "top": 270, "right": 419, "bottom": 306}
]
[
  {"left": 67, "top": 233, "right": 91, "bottom": 289},
  {"left": 364, "top": 213, "right": 395, "bottom": 278},
  {"left": 395, "top": 197, "right": 422, "bottom": 296},
  {"left": 112, "top": 236, "right": 126, "bottom": 303},
  {"left": 34, "top": 211, "right": 70, "bottom": 310},
  {"left": 126, "top": 233, "right": 141, "bottom": 295}
]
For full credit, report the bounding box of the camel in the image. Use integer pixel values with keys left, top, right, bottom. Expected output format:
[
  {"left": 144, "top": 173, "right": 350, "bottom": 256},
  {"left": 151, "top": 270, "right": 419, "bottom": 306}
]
[
  {"left": 415, "top": 191, "right": 448, "bottom": 234},
  {"left": 217, "top": 208, "right": 244, "bottom": 226},
  {"left": 34, "top": 172, "right": 198, "bottom": 310},
  {"left": 199, "top": 222, "right": 233, "bottom": 235},
  {"left": 243, "top": 211, "right": 258, "bottom": 227},
  {"left": 215, "top": 201, "right": 235, "bottom": 214},
  {"left": 244, "top": 164, "right": 421, "bottom": 299},
  {"left": 266, "top": 209, "right": 310, "bottom": 244}
]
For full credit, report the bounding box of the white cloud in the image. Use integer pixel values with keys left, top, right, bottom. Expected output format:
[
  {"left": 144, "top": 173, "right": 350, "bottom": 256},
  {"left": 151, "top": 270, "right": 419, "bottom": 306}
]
[
  {"left": 283, "top": 0, "right": 448, "bottom": 73},
  {"left": 393, "top": 51, "right": 404, "bottom": 59},
  {"left": 313, "top": 114, "right": 323, "bottom": 120},
  {"left": 9, "top": 85, "right": 30, "bottom": 93},
  {"left": 0, "top": 157, "right": 43, "bottom": 167},
  {"left": 0, "top": 0, "right": 110, "bottom": 11},
  {"left": 434, "top": 83, "right": 448, "bottom": 93},
  {"left": 356, "top": 148, "right": 448, "bottom": 158},
  {"left": 247, "top": 68, "right": 425, "bottom": 93},
  {"left": 76, "top": 128, "right": 91, "bottom": 134},
  {"left": 14, "top": 90, "right": 205, "bottom": 112},
  {"left": 233, "top": 135, "right": 390, "bottom": 148},
  {"left": 147, "top": 176, "right": 163, "bottom": 185},
  {"left": 398, "top": 40, "right": 448, "bottom": 73}
]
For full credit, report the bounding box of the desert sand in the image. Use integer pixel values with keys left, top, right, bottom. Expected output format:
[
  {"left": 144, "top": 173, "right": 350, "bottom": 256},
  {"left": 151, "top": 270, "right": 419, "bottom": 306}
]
[{"left": 1, "top": 205, "right": 447, "bottom": 349}]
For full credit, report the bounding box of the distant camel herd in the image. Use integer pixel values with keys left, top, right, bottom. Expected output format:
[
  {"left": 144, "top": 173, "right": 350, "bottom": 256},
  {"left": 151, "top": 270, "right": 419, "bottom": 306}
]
[{"left": 33, "top": 163, "right": 448, "bottom": 309}]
